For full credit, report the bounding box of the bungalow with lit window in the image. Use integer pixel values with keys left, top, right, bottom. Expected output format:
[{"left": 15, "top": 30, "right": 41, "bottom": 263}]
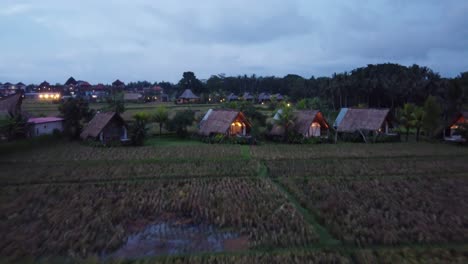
[
  {"left": 177, "top": 89, "right": 200, "bottom": 104},
  {"left": 270, "top": 110, "right": 330, "bottom": 138},
  {"left": 334, "top": 108, "right": 396, "bottom": 142},
  {"left": 28, "top": 117, "right": 64, "bottom": 137},
  {"left": 80, "top": 112, "right": 129, "bottom": 144},
  {"left": 443, "top": 111, "right": 467, "bottom": 142},
  {"left": 199, "top": 109, "right": 252, "bottom": 137}
]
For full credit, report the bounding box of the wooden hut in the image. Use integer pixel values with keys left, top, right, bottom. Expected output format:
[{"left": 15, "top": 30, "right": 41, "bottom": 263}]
[
  {"left": 334, "top": 108, "right": 395, "bottom": 142},
  {"left": 177, "top": 89, "right": 200, "bottom": 104},
  {"left": 80, "top": 112, "right": 128, "bottom": 144},
  {"left": 444, "top": 111, "right": 468, "bottom": 142},
  {"left": 199, "top": 109, "right": 251, "bottom": 137},
  {"left": 270, "top": 110, "right": 330, "bottom": 138}
]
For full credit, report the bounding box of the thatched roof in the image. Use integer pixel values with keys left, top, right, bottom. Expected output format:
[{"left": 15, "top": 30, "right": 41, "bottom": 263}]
[
  {"left": 179, "top": 89, "right": 199, "bottom": 99},
  {"left": 0, "top": 93, "right": 23, "bottom": 117},
  {"left": 80, "top": 112, "right": 125, "bottom": 139},
  {"left": 258, "top": 92, "right": 271, "bottom": 101},
  {"left": 199, "top": 109, "right": 250, "bottom": 136},
  {"left": 227, "top": 93, "right": 238, "bottom": 101},
  {"left": 336, "top": 108, "right": 391, "bottom": 132},
  {"left": 243, "top": 92, "right": 254, "bottom": 100},
  {"left": 270, "top": 110, "right": 329, "bottom": 136}
]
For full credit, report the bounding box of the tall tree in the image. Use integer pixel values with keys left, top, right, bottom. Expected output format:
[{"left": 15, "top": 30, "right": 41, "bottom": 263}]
[
  {"left": 58, "top": 98, "right": 94, "bottom": 139},
  {"left": 411, "top": 107, "right": 425, "bottom": 142},
  {"left": 178, "top": 71, "right": 204, "bottom": 94},
  {"left": 131, "top": 112, "right": 150, "bottom": 146},
  {"left": 422, "top": 96, "right": 442, "bottom": 138},
  {"left": 152, "top": 106, "right": 169, "bottom": 136},
  {"left": 274, "top": 104, "right": 295, "bottom": 143},
  {"left": 399, "top": 103, "right": 415, "bottom": 142}
]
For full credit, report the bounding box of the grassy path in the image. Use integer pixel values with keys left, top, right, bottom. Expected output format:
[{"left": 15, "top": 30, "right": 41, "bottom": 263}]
[{"left": 257, "top": 161, "right": 340, "bottom": 247}]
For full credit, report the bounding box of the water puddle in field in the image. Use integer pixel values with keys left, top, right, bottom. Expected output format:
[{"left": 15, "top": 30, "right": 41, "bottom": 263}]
[{"left": 103, "top": 219, "right": 247, "bottom": 260}]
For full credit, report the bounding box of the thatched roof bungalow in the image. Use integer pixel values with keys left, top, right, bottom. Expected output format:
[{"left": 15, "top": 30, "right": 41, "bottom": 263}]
[
  {"left": 270, "top": 110, "right": 330, "bottom": 138},
  {"left": 227, "top": 93, "right": 239, "bottom": 102},
  {"left": 80, "top": 112, "right": 128, "bottom": 144},
  {"left": 444, "top": 111, "right": 468, "bottom": 142},
  {"left": 242, "top": 92, "right": 255, "bottom": 101},
  {"left": 258, "top": 92, "right": 271, "bottom": 104},
  {"left": 335, "top": 108, "right": 394, "bottom": 133},
  {"left": 199, "top": 109, "right": 251, "bottom": 137},
  {"left": 177, "top": 89, "right": 200, "bottom": 104}
]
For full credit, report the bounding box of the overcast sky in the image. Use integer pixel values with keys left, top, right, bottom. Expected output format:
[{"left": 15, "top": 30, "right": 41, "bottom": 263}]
[{"left": 0, "top": 0, "right": 467, "bottom": 84}]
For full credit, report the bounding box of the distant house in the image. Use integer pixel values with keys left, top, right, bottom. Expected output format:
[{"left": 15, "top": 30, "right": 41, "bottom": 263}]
[
  {"left": 80, "top": 112, "right": 128, "bottom": 144},
  {"left": 273, "top": 93, "right": 284, "bottom": 101},
  {"left": 444, "top": 111, "right": 468, "bottom": 142},
  {"left": 177, "top": 89, "right": 200, "bottom": 104},
  {"left": 124, "top": 92, "right": 143, "bottom": 102},
  {"left": 334, "top": 108, "right": 396, "bottom": 142},
  {"left": 28, "top": 117, "right": 64, "bottom": 137},
  {"left": 112, "top": 79, "right": 125, "bottom": 92},
  {"left": 0, "top": 93, "right": 23, "bottom": 118},
  {"left": 242, "top": 92, "right": 255, "bottom": 102},
  {"left": 199, "top": 109, "right": 251, "bottom": 137},
  {"left": 258, "top": 92, "right": 271, "bottom": 104},
  {"left": 270, "top": 110, "right": 330, "bottom": 138},
  {"left": 227, "top": 93, "right": 239, "bottom": 102}
]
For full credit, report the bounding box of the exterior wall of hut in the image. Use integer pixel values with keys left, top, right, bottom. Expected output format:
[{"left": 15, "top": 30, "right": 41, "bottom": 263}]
[{"left": 100, "top": 119, "right": 127, "bottom": 143}]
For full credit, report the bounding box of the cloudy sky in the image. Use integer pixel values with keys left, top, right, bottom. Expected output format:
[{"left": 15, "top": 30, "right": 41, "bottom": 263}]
[{"left": 0, "top": 0, "right": 467, "bottom": 84}]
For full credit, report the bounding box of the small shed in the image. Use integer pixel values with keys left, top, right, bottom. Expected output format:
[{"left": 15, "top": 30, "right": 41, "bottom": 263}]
[
  {"left": 199, "top": 109, "right": 251, "bottom": 137},
  {"left": 270, "top": 110, "right": 330, "bottom": 138},
  {"left": 177, "top": 89, "right": 200, "bottom": 104},
  {"left": 28, "top": 117, "right": 64, "bottom": 137},
  {"left": 80, "top": 112, "right": 128, "bottom": 144},
  {"left": 444, "top": 111, "right": 468, "bottom": 142}
]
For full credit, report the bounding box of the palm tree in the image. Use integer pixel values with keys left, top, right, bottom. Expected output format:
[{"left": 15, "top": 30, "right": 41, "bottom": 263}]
[
  {"left": 152, "top": 106, "right": 169, "bottom": 136},
  {"left": 274, "top": 105, "right": 295, "bottom": 143},
  {"left": 411, "top": 107, "right": 425, "bottom": 142},
  {"left": 399, "top": 103, "right": 415, "bottom": 141}
]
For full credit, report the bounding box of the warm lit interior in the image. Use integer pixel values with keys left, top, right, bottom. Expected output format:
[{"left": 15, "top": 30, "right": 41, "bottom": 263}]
[
  {"left": 309, "top": 122, "right": 321, "bottom": 137},
  {"left": 230, "top": 121, "right": 246, "bottom": 135}
]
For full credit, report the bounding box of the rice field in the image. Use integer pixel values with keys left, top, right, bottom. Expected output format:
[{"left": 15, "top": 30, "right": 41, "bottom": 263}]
[{"left": 0, "top": 140, "right": 467, "bottom": 263}]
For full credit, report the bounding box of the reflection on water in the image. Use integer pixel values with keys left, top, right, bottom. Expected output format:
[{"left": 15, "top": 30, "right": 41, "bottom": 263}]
[{"left": 103, "top": 221, "right": 241, "bottom": 260}]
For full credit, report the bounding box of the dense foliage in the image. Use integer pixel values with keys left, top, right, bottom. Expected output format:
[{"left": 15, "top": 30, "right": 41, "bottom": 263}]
[{"left": 58, "top": 98, "right": 94, "bottom": 139}]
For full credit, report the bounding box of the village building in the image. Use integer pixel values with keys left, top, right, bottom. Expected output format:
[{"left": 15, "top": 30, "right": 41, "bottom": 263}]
[
  {"left": 334, "top": 108, "right": 396, "bottom": 142},
  {"left": 444, "top": 111, "right": 467, "bottom": 142},
  {"left": 199, "top": 109, "right": 252, "bottom": 137},
  {"left": 258, "top": 92, "right": 271, "bottom": 104},
  {"left": 177, "top": 89, "right": 200, "bottom": 104},
  {"left": 270, "top": 110, "right": 330, "bottom": 138},
  {"left": 227, "top": 93, "right": 239, "bottom": 102},
  {"left": 242, "top": 92, "right": 255, "bottom": 102},
  {"left": 123, "top": 92, "right": 143, "bottom": 102},
  {"left": 28, "top": 117, "right": 64, "bottom": 137},
  {"left": 80, "top": 112, "right": 128, "bottom": 144}
]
